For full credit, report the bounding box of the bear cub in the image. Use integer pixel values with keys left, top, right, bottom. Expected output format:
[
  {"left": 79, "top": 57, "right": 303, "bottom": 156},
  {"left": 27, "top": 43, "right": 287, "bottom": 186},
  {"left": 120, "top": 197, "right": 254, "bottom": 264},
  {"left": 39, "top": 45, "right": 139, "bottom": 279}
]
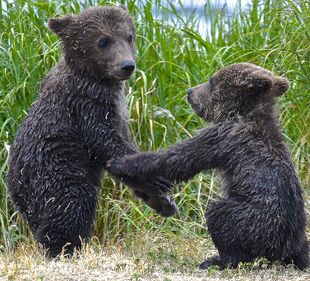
[
  {"left": 7, "top": 6, "right": 178, "bottom": 258},
  {"left": 108, "top": 63, "right": 309, "bottom": 270}
]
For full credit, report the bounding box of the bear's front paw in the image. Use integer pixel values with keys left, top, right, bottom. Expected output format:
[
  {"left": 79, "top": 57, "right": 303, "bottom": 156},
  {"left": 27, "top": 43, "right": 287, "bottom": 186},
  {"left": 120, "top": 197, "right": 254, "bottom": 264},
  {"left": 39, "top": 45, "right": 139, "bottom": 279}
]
[
  {"left": 134, "top": 191, "right": 179, "bottom": 217},
  {"left": 146, "top": 177, "right": 173, "bottom": 194}
]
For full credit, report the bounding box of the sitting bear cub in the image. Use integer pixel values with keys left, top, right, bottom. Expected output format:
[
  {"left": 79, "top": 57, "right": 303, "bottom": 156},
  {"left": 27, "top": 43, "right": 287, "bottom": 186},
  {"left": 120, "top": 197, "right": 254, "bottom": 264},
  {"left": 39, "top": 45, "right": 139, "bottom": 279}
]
[
  {"left": 7, "top": 6, "right": 178, "bottom": 258},
  {"left": 108, "top": 63, "right": 309, "bottom": 270}
]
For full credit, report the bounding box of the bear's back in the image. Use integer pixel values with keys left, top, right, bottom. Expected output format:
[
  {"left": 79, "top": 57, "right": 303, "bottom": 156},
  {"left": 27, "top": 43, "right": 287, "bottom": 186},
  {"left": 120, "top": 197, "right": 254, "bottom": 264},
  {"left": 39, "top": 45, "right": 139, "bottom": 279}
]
[{"left": 218, "top": 122, "right": 304, "bottom": 207}]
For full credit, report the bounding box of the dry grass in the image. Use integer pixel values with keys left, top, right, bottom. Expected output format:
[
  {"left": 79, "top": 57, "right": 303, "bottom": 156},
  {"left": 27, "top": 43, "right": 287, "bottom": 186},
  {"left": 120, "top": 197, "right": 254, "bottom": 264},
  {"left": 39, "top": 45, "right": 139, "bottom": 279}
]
[
  {"left": 1, "top": 232, "right": 310, "bottom": 281},
  {"left": 0, "top": 1, "right": 309, "bottom": 280}
]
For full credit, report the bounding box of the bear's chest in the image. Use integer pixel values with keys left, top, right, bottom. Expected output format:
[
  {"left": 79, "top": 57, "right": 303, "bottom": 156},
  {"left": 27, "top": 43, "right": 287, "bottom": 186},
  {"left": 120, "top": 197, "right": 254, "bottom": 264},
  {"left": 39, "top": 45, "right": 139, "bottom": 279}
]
[{"left": 113, "top": 94, "right": 130, "bottom": 140}]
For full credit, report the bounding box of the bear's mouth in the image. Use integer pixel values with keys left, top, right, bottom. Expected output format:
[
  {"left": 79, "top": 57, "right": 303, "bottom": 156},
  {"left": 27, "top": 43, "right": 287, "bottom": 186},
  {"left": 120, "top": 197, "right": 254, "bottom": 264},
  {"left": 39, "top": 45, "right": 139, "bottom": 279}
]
[
  {"left": 112, "top": 72, "right": 135, "bottom": 81},
  {"left": 108, "top": 65, "right": 136, "bottom": 81},
  {"left": 187, "top": 96, "right": 206, "bottom": 120}
]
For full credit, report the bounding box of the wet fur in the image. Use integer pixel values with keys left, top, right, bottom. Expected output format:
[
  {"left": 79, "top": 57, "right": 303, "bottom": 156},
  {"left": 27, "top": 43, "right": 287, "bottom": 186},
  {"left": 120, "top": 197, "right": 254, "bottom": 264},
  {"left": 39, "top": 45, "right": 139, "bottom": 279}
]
[
  {"left": 107, "top": 63, "right": 309, "bottom": 270},
  {"left": 7, "top": 6, "right": 177, "bottom": 258}
]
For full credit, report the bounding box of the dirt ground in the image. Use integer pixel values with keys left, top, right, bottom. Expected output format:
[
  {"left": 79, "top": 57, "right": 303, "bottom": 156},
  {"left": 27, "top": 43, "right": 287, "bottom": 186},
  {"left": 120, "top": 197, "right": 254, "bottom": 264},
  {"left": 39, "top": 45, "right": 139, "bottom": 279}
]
[{"left": 1, "top": 235, "right": 309, "bottom": 281}]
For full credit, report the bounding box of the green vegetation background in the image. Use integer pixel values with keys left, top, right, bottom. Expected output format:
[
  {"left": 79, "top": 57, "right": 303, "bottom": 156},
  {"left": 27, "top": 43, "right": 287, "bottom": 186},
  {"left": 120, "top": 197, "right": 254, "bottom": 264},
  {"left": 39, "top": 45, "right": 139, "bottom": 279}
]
[{"left": 0, "top": 0, "right": 309, "bottom": 252}]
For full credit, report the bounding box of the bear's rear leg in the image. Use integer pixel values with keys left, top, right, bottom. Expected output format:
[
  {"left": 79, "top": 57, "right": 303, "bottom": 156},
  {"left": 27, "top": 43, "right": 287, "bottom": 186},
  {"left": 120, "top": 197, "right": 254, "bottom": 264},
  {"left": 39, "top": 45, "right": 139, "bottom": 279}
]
[
  {"left": 38, "top": 235, "right": 78, "bottom": 258},
  {"left": 199, "top": 251, "right": 253, "bottom": 270},
  {"left": 36, "top": 185, "right": 97, "bottom": 258},
  {"left": 204, "top": 199, "right": 255, "bottom": 270},
  {"left": 283, "top": 239, "right": 309, "bottom": 270},
  {"left": 199, "top": 255, "right": 222, "bottom": 269}
]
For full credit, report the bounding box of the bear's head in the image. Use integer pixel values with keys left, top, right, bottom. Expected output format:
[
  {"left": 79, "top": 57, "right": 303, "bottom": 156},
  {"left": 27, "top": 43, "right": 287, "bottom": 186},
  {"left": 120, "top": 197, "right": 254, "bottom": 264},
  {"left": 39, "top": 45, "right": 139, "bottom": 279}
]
[
  {"left": 187, "top": 63, "right": 290, "bottom": 123},
  {"left": 48, "top": 6, "right": 136, "bottom": 81}
]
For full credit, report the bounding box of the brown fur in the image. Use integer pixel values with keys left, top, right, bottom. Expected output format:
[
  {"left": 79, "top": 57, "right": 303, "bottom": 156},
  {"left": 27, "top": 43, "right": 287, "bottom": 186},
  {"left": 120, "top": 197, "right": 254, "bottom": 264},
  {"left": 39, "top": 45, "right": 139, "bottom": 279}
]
[
  {"left": 7, "top": 6, "right": 177, "bottom": 259},
  {"left": 108, "top": 63, "right": 309, "bottom": 270}
]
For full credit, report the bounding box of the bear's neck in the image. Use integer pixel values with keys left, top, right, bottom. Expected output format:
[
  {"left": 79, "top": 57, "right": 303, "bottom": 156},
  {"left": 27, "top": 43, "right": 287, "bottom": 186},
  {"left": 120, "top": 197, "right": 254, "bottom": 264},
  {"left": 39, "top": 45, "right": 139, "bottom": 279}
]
[{"left": 246, "top": 104, "right": 285, "bottom": 144}]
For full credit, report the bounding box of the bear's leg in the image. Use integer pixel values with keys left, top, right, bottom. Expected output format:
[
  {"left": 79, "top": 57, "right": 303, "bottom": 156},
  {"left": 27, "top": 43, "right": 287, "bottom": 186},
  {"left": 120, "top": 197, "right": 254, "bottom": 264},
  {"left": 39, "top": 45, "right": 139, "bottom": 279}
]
[
  {"left": 199, "top": 251, "right": 253, "bottom": 270},
  {"left": 35, "top": 182, "right": 98, "bottom": 258},
  {"left": 199, "top": 256, "right": 222, "bottom": 269},
  {"left": 283, "top": 238, "right": 309, "bottom": 270},
  {"left": 290, "top": 253, "right": 310, "bottom": 270},
  {"left": 201, "top": 199, "right": 253, "bottom": 270}
]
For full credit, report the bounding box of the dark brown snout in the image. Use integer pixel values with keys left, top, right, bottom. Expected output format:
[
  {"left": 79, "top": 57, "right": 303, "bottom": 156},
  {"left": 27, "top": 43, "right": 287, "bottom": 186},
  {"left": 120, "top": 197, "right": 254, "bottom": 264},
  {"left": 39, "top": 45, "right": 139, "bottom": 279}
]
[
  {"left": 187, "top": 88, "right": 194, "bottom": 103},
  {"left": 120, "top": 60, "right": 135, "bottom": 76}
]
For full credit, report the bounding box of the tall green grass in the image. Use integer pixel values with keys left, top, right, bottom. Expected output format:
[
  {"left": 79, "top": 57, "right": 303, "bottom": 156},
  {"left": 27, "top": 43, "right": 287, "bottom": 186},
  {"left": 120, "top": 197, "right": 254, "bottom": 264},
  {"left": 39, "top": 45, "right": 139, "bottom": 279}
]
[{"left": 0, "top": 0, "right": 309, "bottom": 251}]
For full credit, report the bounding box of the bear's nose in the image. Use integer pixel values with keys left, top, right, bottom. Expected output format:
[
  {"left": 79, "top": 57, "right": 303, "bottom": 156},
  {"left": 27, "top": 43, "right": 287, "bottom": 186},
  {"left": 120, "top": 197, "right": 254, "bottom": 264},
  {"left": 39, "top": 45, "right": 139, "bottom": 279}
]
[
  {"left": 121, "top": 60, "right": 135, "bottom": 74},
  {"left": 187, "top": 88, "right": 193, "bottom": 96}
]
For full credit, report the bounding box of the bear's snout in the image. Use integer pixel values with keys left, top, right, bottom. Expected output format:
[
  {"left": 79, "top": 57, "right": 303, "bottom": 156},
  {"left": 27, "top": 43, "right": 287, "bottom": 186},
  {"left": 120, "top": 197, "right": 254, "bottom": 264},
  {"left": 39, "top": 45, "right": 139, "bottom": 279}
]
[
  {"left": 120, "top": 60, "right": 135, "bottom": 76},
  {"left": 187, "top": 88, "right": 193, "bottom": 96}
]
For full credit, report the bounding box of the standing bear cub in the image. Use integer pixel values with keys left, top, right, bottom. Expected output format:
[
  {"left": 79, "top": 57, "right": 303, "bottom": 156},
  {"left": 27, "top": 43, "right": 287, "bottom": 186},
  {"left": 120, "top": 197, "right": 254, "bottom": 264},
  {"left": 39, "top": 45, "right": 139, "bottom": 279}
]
[
  {"left": 108, "top": 63, "right": 309, "bottom": 270},
  {"left": 7, "top": 6, "right": 178, "bottom": 258}
]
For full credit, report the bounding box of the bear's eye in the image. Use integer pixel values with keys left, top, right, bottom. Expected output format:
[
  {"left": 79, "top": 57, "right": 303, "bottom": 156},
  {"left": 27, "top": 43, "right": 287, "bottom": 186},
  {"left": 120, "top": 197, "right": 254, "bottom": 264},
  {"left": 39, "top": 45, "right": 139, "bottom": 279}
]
[
  {"left": 128, "top": 35, "right": 134, "bottom": 43},
  {"left": 98, "top": 37, "right": 109, "bottom": 48}
]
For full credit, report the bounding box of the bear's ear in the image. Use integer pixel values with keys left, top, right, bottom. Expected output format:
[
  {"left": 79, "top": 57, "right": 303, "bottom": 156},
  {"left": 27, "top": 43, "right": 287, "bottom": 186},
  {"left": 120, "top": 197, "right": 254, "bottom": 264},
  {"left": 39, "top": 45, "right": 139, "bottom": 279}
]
[
  {"left": 118, "top": 4, "right": 127, "bottom": 11},
  {"left": 242, "top": 70, "right": 273, "bottom": 94},
  {"left": 270, "top": 76, "right": 290, "bottom": 96},
  {"left": 48, "top": 16, "right": 74, "bottom": 36}
]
